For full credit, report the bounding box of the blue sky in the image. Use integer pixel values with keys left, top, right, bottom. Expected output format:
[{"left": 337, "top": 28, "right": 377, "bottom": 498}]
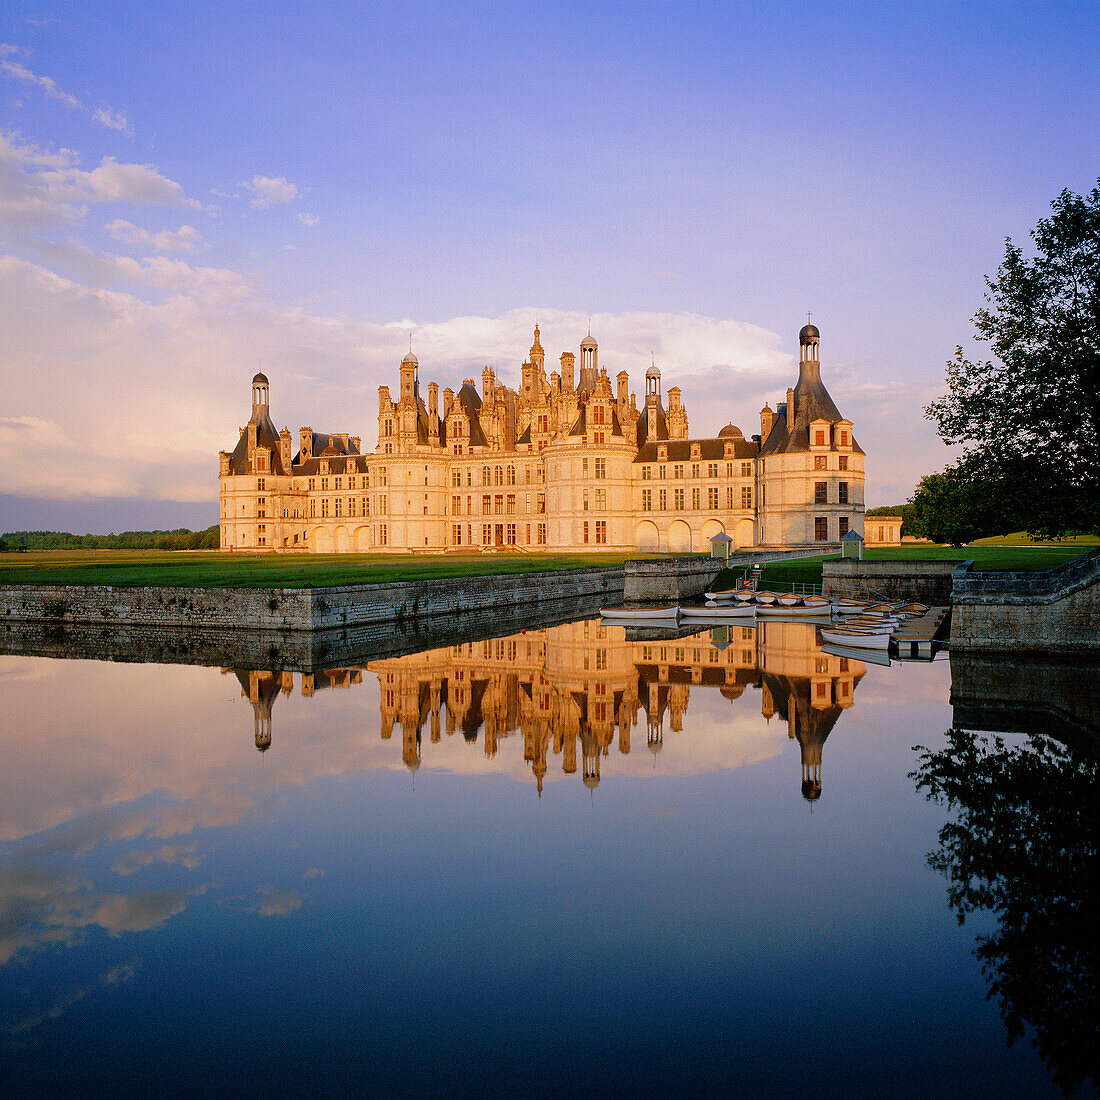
[{"left": 1, "top": 1, "right": 1097, "bottom": 530}]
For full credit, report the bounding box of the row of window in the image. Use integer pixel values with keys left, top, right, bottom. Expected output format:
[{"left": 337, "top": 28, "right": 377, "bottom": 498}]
[
  {"left": 642, "top": 461, "right": 754, "bottom": 481},
  {"left": 814, "top": 454, "right": 850, "bottom": 471},
  {"left": 642, "top": 487, "right": 752, "bottom": 511},
  {"left": 815, "top": 516, "right": 851, "bottom": 541},
  {"left": 450, "top": 523, "right": 548, "bottom": 547}
]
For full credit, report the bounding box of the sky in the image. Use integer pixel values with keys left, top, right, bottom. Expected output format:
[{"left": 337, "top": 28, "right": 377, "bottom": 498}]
[{"left": 0, "top": 0, "right": 1097, "bottom": 532}]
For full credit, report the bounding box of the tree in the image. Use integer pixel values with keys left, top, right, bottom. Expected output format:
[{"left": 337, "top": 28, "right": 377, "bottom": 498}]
[
  {"left": 925, "top": 182, "right": 1100, "bottom": 539},
  {"left": 906, "top": 462, "right": 1012, "bottom": 546}
]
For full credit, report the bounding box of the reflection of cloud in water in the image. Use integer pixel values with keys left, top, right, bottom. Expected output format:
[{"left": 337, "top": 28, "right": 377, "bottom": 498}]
[
  {"left": 254, "top": 887, "right": 303, "bottom": 917},
  {"left": 0, "top": 863, "right": 197, "bottom": 966},
  {"left": 111, "top": 843, "right": 203, "bottom": 876},
  {"left": 4, "top": 962, "right": 138, "bottom": 1041}
]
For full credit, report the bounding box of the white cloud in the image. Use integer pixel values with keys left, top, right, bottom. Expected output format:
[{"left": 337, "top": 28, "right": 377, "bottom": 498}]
[
  {"left": 0, "top": 43, "right": 30, "bottom": 58},
  {"left": 0, "top": 58, "right": 82, "bottom": 110},
  {"left": 243, "top": 174, "right": 297, "bottom": 208},
  {"left": 92, "top": 104, "right": 133, "bottom": 135},
  {"left": 297, "top": 212, "right": 319, "bottom": 226},
  {"left": 0, "top": 132, "right": 191, "bottom": 228},
  {"left": 106, "top": 219, "right": 202, "bottom": 251}
]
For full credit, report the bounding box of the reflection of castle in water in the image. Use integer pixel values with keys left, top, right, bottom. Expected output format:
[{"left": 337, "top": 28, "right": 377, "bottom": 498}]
[{"left": 227, "top": 619, "right": 865, "bottom": 797}]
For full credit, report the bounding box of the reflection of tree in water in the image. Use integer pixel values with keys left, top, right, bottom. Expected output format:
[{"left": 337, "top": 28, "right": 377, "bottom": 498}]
[{"left": 912, "top": 728, "right": 1099, "bottom": 1095}]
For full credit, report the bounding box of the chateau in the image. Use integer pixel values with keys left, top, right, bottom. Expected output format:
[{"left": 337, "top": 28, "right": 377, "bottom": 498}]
[{"left": 219, "top": 322, "right": 865, "bottom": 553}]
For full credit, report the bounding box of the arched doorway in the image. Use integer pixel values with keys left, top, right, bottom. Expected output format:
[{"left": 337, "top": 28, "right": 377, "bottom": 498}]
[
  {"left": 355, "top": 526, "right": 371, "bottom": 552},
  {"left": 313, "top": 527, "right": 333, "bottom": 553},
  {"left": 334, "top": 526, "right": 350, "bottom": 553},
  {"left": 634, "top": 520, "right": 660, "bottom": 551},
  {"left": 668, "top": 520, "right": 692, "bottom": 553},
  {"left": 734, "top": 518, "right": 755, "bottom": 549},
  {"left": 701, "top": 519, "right": 725, "bottom": 551}
]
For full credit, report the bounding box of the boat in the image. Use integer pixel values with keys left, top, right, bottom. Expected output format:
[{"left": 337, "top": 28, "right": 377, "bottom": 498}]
[
  {"left": 733, "top": 589, "right": 756, "bottom": 602},
  {"left": 600, "top": 606, "right": 679, "bottom": 621},
  {"left": 703, "top": 590, "right": 740, "bottom": 602},
  {"left": 756, "top": 603, "right": 834, "bottom": 617},
  {"left": 681, "top": 604, "right": 757, "bottom": 620},
  {"left": 776, "top": 593, "right": 803, "bottom": 606},
  {"left": 802, "top": 596, "right": 831, "bottom": 609},
  {"left": 897, "top": 603, "right": 930, "bottom": 615},
  {"left": 753, "top": 590, "right": 781, "bottom": 605},
  {"left": 820, "top": 626, "right": 892, "bottom": 650},
  {"left": 833, "top": 600, "right": 870, "bottom": 615}
]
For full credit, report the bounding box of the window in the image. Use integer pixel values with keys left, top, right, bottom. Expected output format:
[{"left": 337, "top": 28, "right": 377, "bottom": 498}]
[
  {"left": 452, "top": 524, "right": 462, "bottom": 545},
  {"left": 452, "top": 470, "right": 461, "bottom": 487},
  {"left": 814, "top": 430, "right": 826, "bottom": 446},
  {"left": 741, "top": 462, "right": 752, "bottom": 477},
  {"left": 452, "top": 495, "right": 461, "bottom": 514},
  {"left": 321, "top": 477, "right": 329, "bottom": 491},
  {"left": 363, "top": 497, "right": 369, "bottom": 515},
  {"left": 595, "top": 458, "right": 606, "bottom": 478},
  {"left": 321, "top": 499, "right": 329, "bottom": 517},
  {"left": 334, "top": 498, "right": 342, "bottom": 517},
  {"left": 815, "top": 517, "right": 828, "bottom": 541},
  {"left": 582, "top": 458, "right": 588, "bottom": 477},
  {"left": 537, "top": 493, "right": 545, "bottom": 514},
  {"left": 815, "top": 455, "right": 828, "bottom": 470},
  {"left": 583, "top": 490, "right": 589, "bottom": 511},
  {"left": 708, "top": 463, "right": 718, "bottom": 478},
  {"left": 691, "top": 488, "right": 700, "bottom": 509},
  {"left": 494, "top": 494, "right": 504, "bottom": 515},
  {"left": 537, "top": 523, "right": 546, "bottom": 545},
  {"left": 310, "top": 500, "right": 316, "bottom": 517},
  {"left": 839, "top": 516, "right": 849, "bottom": 538},
  {"left": 642, "top": 466, "right": 651, "bottom": 480},
  {"left": 595, "top": 489, "right": 605, "bottom": 509},
  {"left": 838, "top": 481, "right": 849, "bottom": 504},
  {"left": 726, "top": 463, "right": 734, "bottom": 478},
  {"left": 839, "top": 430, "right": 849, "bottom": 446},
  {"left": 674, "top": 464, "right": 684, "bottom": 479},
  {"left": 726, "top": 487, "right": 735, "bottom": 509},
  {"left": 583, "top": 521, "right": 590, "bottom": 544},
  {"left": 257, "top": 478, "right": 266, "bottom": 490},
  {"left": 335, "top": 477, "right": 343, "bottom": 490},
  {"left": 507, "top": 494, "right": 515, "bottom": 514},
  {"left": 815, "top": 481, "right": 828, "bottom": 504},
  {"left": 595, "top": 521, "right": 607, "bottom": 544},
  {"left": 741, "top": 486, "right": 752, "bottom": 508},
  {"left": 308, "top": 478, "right": 315, "bottom": 491},
  {"left": 692, "top": 463, "right": 700, "bottom": 479},
  {"left": 507, "top": 465, "right": 515, "bottom": 485},
  {"left": 658, "top": 465, "right": 666, "bottom": 479},
  {"left": 349, "top": 499, "right": 357, "bottom": 517},
  {"left": 526, "top": 493, "right": 531, "bottom": 513},
  {"left": 592, "top": 406, "right": 605, "bottom": 425},
  {"left": 494, "top": 465, "right": 503, "bottom": 486},
  {"left": 659, "top": 489, "right": 667, "bottom": 510},
  {"left": 708, "top": 487, "right": 718, "bottom": 509},
  {"left": 482, "top": 494, "right": 491, "bottom": 513},
  {"left": 482, "top": 466, "right": 491, "bottom": 486},
  {"left": 642, "top": 489, "right": 653, "bottom": 511},
  {"left": 379, "top": 524, "right": 387, "bottom": 546},
  {"left": 839, "top": 455, "right": 848, "bottom": 471},
  {"left": 507, "top": 523, "right": 516, "bottom": 545},
  {"left": 674, "top": 488, "right": 685, "bottom": 510},
  {"left": 526, "top": 523, "right": 531, "bottom": 544}
]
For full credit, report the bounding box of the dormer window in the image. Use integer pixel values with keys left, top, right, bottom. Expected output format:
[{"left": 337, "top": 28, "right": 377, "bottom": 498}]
[
  {"left": 839, "top": 430, "right": 849, "bottom": 446},
  {"left": 346, "top": 459, "right": 355, "bottom": 474},
  {"left": 814, "top": 430, "right": 826, "bottom": 446},
  {"left": 691, "top": 443, "right": 700, "bottom": 459},
  {"left": 320, "top": 460, "right": 329, "bottom": 474},
  {"left": 658, "top": 445, "right": 667, "bottom": 460}
]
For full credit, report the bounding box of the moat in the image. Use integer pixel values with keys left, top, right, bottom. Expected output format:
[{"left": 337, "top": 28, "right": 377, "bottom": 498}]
[{"left": 1, "top": 616, "right": 1096, "bottom": 1097}]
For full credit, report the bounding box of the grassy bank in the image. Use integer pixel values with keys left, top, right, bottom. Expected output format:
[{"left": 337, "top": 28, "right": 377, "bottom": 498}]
[
  {"left": 0, "top": 549, "right": 667, "bottom": 589},
  {"left": 743, "top": 542, "right": 1099, "bottom": 589}
]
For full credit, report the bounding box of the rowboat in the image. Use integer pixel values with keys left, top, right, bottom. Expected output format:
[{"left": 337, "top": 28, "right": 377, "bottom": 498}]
[
  {"left": 753, "top": 590, "right": 781, "bottom": 605},
  {"left": 703, "top": 590, "right": 740, "bottom": 602},
  {"left": 681, "top": 604, "right": 757, "bottom": 620},
  {"left": 897, "top": 603, "right": 930, "bottom": 615},
  {"left": 600, "top": 606, "right": 679, "bottom": 621},
  {"left": 756, "top": 603, "right": 834, "bottom": 617},
  {"left": 821, "top": 641, "right": 892, "bottom": 667},
  {"left": 776, "top": 593, "right": 803, "bottom": 606},
  {"left": 820, "top": 626, "right": 892, "bottom": 650}
]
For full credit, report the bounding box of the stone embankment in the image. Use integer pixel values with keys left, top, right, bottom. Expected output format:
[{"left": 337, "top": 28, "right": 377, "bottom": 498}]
[
  {"left": 0, "top": 565, "right": 625, "bottom": 633},
  {"left": 822, "top": 559, "right": 960, "bottom": 604},
  {"left": 950, "top": 549, "right": 1100, "bottom": 654}
]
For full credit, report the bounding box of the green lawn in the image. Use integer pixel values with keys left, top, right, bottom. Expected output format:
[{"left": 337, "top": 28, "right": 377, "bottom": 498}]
[
  {"left": 745, "top": 542, "right": 1099, "bottom": 589},
  {"left": 0, "top": 549, "right": 671, "bottom": 589}
]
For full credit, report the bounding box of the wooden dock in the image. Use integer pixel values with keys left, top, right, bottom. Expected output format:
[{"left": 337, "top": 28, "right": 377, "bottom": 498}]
[{"left": 893, "top": 606, "right": 950, "bottom": 659}]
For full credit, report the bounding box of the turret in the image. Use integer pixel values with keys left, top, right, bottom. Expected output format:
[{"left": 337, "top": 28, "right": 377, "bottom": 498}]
[
  {"left": 560, "top": 351, "right": 575, "bottom": 393},
  {"left": 579, "top": 331, "right": 598, "bottom": 393},
  {"left": 617, "top": 370, "right": 629, "bottom": 405},
  {"left": 760, "top": 403, "right": 774, "bottom": 439},
  {"left": 399, "top": 351, "right": 418, "bottom": 405},
  {"left": 251, "top": 372, "right": 269, "bottom": 419}
]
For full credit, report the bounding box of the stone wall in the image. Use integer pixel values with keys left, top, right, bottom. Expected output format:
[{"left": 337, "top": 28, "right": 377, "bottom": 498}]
[
  {"left": 822, "top": 559, "right": 961, "bottom": 604},
  {"left": 950, "top": 550, "right": 1100, "bottom": 654},
  {"left": 0, "top": 592, "right": 608, "bottom": 672},
  {"left": 0, "top": 566, "right": 625, "bottom": 633}
]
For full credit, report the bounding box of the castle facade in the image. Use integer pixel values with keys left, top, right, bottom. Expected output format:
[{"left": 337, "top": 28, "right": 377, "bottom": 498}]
[{"left": 218, "top": 322, "right": 865, "bottom": 553}]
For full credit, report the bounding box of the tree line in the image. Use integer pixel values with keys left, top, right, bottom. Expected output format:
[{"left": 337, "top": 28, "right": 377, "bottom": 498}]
[{"left": 0, "top": 527, "right": 220, "bottom": 552}]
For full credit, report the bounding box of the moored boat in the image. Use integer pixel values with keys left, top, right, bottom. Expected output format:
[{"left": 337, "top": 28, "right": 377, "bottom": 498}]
[
  {"left": 600, "top": 606, "right": 679, "bottom": 621},
  {"left": 703, "top": 591, "right": 740, "bottom": 602},
  {"left": 756, "top": 603, "right": 834, "bottom": 617},
  {"left": 753, "top": 590, "right": 781, "bottom": 605},
  {"left": 682, "top": 604, "right": 757, "bottom": 620},
  {"left": 819, "top": 626, "right": 892, "bottom": 650}
]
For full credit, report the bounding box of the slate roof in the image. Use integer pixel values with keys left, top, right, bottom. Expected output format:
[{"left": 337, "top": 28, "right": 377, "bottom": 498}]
[
  {"left": 758, "top": 361, "right": 864, "bottom": 457},
  {"left": 227, "top": 410, "right": 287, "bottom": 475},
  {"left": 633, "top": 436, "right": 759, "bottom": 463}
]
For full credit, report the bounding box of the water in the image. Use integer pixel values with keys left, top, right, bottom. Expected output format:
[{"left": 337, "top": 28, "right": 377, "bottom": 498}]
[{"left": 0, "top": 617, "right": 1095, "bottom": 1097}]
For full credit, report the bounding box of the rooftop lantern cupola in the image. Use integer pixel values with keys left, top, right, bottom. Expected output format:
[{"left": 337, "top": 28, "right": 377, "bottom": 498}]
[
  {"left": 252, "top": 371, "right": 269, "bottom": 417},
  {"left": 645, "top": 359, "right": 661, "bottom": 403},
  {"left": 799, "top": 316, "right": 820, "bottom": 364},
  {"left": 579, "top": 327, "right": 598, "bottom": 392}
]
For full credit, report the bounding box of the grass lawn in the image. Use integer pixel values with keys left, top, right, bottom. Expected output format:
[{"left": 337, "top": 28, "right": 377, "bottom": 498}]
[
  {"left": 741, "top": 541, "right": 1099, "bottom": 589},
  {"left": 0, "top": 549, "right": 671, "bottom": 589}
]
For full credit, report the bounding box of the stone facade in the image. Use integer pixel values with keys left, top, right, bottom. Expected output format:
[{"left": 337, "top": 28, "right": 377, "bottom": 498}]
[{"left": 219, "top": 323, "right": 870, "bottom": 554}]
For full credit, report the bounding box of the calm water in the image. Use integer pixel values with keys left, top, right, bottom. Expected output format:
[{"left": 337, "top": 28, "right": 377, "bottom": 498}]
[{"left": 0, "top": 617, "right": 1096, "bottom": 1097}]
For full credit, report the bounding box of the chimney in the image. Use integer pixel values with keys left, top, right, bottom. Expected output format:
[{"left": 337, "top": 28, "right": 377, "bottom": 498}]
[
  {"left": 428, "top": 381, "right": 439, "bottom": 417},
  {"left": 786, "top": 387, "right": 795, "bottom": 429},
  {"left": 617, "top": 370, "right": 628, "bottom": 405},
  {"left": 560, "top": 352, "right": 575, "bottom": 393},
  {"left": 349, "top": 436, "right": 361, "bottom": 453},
  {"left": 443, "top": 387, "right": 454, "bottom": 417},
  {"left": 299, "top": 427, "right": 312, "bottom": 461},
  {"left": 280, "top": 428, "right": 293, "bottom": 470},
  {"left": 760, "top": 404, "right": 773, "bottom": 439}
]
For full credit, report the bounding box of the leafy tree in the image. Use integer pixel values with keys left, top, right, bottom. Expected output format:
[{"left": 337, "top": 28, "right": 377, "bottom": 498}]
[
  {"left": 925, "top": 182, "right": 1100, "bottom": 539},
  {"left": 906, "top": 463, "right": 1012, "bottom": 546},
  {"left": 912, "top": 728, "right": 1099, "bottom": 1095}
]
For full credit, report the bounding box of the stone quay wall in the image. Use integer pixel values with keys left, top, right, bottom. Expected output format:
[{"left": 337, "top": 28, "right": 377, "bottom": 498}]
[
  {"left": 0, "top": 565, "right": 627, "bottom": 634},
  {"left": 823, "top": 557, "right": 960, "bottom": 603},
  {"left": 950, "top": 549, "right": 1100, "bottom": 654}
]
